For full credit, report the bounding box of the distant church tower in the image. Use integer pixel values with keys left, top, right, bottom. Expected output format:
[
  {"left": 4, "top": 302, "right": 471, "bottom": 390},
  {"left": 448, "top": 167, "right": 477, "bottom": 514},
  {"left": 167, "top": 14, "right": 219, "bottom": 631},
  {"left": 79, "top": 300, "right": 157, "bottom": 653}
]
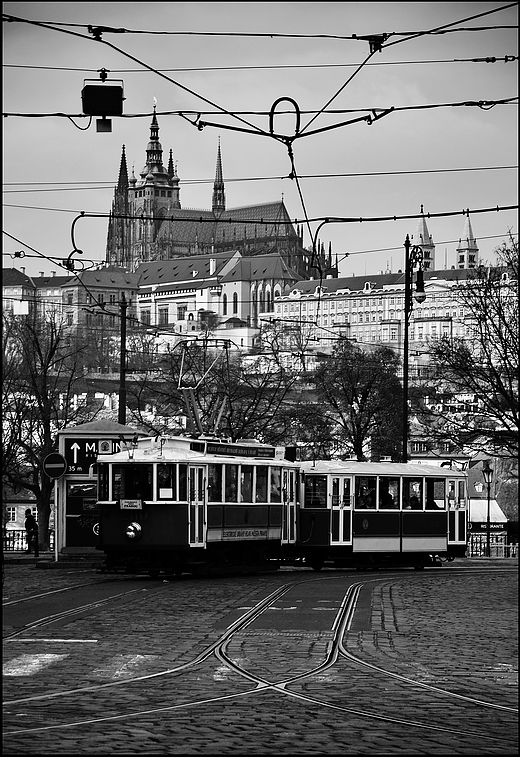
[
  {"left": 456, "top": 216, "right": 479, "bottom": 269},
  {"left": 106, "top": 104, "right": 180, "bottom": 269},
  {"left": 413, "top": 207, "right": 435, "bottom": 270},
  {"left": 212, "top": 138, "right": 225, "bottom": 214}
]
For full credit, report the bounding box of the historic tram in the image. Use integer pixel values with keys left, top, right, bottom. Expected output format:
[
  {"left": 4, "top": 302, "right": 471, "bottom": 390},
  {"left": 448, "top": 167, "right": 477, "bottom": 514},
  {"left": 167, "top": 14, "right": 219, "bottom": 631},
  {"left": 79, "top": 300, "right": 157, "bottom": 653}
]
[
  {"left": 291, "top": 460, "right": 468, "bottom": 570},
  {"left": 95, "top": 435, "right": 468, "bottom": 575},
  {"left": 96, "top": 434, "right": 301, "bottom": 575}
]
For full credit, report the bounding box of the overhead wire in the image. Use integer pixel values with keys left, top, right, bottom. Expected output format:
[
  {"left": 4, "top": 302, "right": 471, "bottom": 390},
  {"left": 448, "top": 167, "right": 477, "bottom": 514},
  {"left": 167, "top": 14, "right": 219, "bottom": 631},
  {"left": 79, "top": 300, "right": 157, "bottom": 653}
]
[
  {"left": 3, "top": 165, "right": 518, "bottom": 194},
  {"left": 3, "top": 7, "right": 517, "bottom": 307},
  {"left": 2, "top": 55, "right": 518, "bottom": 73}
]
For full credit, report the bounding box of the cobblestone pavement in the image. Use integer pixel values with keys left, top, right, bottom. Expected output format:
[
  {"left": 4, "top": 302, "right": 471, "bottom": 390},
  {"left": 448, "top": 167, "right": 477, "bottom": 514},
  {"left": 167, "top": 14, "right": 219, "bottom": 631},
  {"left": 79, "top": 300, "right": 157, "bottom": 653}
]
[{"left": 2, "top": 558, "right": 518, "bottom": 755}]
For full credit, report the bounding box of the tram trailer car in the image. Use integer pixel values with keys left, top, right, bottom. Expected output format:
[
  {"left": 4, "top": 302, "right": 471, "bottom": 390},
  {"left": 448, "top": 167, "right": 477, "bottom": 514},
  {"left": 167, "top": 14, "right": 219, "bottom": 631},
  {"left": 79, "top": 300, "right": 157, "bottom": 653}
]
[
  {"left": 95, "top": 435, "right": 301, "bottom": 576},
  {"left": 291, "top": 460, "right": 468, "bottom": 570}
]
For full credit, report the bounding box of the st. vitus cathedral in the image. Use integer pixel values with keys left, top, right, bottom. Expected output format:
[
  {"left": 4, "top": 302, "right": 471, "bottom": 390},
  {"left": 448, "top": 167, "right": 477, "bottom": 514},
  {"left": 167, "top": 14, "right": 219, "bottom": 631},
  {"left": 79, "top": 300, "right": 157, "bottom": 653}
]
[{"left": 105, "top": 107, "right": 331, "bottom": 279}]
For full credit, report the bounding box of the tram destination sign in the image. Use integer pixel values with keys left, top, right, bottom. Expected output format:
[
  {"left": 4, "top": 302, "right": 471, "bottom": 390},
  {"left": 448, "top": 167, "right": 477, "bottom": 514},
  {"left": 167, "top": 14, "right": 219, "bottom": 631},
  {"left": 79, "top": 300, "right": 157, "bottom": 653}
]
[
  {"left": 191, "top": 441, "right": 276, "bottom": 458},
  {"left": 63, "top": 437, "right": 122, "bottom": 475}
]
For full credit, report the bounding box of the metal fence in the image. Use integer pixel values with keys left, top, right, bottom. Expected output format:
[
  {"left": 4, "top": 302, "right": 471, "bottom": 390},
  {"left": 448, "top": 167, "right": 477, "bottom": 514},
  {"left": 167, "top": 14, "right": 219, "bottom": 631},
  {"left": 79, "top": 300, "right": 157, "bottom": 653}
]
[
  {"left": 467, "top": 533, "right": 517, "bottom": 558},
  {"left": 3, "top": 529, "right": 55, "bottom": 552}
]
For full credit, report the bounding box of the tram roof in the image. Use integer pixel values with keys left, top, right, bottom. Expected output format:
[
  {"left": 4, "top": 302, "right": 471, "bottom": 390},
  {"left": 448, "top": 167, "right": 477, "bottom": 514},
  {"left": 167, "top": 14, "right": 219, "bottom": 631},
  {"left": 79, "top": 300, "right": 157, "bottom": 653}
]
[{"left": 300, "top": 460, "right": 466, "bottom": 478}]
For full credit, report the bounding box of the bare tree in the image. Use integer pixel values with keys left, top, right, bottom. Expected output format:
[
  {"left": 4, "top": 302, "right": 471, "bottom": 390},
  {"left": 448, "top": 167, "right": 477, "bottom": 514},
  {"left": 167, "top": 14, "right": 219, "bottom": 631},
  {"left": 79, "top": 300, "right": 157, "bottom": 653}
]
[
  {"left": 414, "top": 236, "right": 518, "bottom": 459},
  {"left": 2, "top": 311, "right": 101, "bottom": 549}
]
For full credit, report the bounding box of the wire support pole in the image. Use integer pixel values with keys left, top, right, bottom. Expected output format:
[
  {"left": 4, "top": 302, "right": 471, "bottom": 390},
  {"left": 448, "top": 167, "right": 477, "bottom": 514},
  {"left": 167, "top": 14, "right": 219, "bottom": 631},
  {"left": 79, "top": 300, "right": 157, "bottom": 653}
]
[
  {"left": 118, "top": 293, "right": 128, "bottom": 425},
  {"left": 402, "top": 235, "right": 425, "bottom": 463}
]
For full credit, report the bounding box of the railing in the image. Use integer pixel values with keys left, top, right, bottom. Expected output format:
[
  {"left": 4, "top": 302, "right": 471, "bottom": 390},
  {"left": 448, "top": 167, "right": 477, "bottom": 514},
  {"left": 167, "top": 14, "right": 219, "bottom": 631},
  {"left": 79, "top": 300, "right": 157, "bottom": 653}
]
[
  {"left": 468, "top": 534, "right": 517, "bottom": 558},
  {"left": 3, "top": 530, "right": 55, "bottom": 552}
]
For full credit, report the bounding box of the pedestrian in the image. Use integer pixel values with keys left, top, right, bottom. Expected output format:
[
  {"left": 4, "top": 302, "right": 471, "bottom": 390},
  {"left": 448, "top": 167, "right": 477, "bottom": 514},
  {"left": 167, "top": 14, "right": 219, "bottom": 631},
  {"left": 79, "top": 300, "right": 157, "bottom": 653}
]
[{"left": 24, "top": 509, "right": 39, "bottom": 557}]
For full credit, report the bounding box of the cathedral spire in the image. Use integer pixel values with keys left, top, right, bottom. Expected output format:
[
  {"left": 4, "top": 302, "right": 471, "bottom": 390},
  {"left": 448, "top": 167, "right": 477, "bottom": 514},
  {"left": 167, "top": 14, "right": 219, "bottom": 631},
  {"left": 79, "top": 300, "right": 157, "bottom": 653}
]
[
  {"left": 413, "top": 205, "right": 435, "bottom": 270},
  {"left": 457, "top": 214, "right": 479, "bottom": 269},
  {"left": 117, "top": 145, "right": 129, "bottom": 191},
  {"left": 212, "top": 138, "right": 226, "bottom": 213}
]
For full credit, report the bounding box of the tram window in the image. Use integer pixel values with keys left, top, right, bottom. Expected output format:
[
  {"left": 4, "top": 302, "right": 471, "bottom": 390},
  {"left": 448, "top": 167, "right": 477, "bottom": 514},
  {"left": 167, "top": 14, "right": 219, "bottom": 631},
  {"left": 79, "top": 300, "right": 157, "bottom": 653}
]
[
  {"left": 113, "top": 464, "right": 153, "bottom": 501},
  {"left": 403, "top": 478, "right": 423, "bottom": 510},
  {"left": 458, "top": 481, "right": 466, "bottom": 507},
  {"left": 256, "top": 466, "right": 268, "bottom": 502},
  {"left": 355, "top": 477, "right": 376, "bottom": 509},
  {"left": 207, "top": 464, "right": 223, "bottom": 502},
  {"left": 304, "top": 475, "right": 327, "bottom": 508},
  {"left": 241, "top": 465, "right": 253, "bottom": 503},
  {"left": 98, "top": 463, "right": 109, "bottom": 500},
  {"left": 448, "top": 481, "right": 456, "bottom": 509},
  {"left": 379, "top": 477, "right": 399, "bottom": 509},
  {"left": 179, "top": 464, "right": 188, "bottom": 501},
  {"left": 270, "top": 467, "right": 282, "bottom": 503},
  {"left": 425, "top": 478, "right": 445, "bottom": 509},
  {"left": 225, "top": 464, "right": 238, "bottom": 502},
  {"left": 157, "top": 464, "right": 177, "bottom": 500}
]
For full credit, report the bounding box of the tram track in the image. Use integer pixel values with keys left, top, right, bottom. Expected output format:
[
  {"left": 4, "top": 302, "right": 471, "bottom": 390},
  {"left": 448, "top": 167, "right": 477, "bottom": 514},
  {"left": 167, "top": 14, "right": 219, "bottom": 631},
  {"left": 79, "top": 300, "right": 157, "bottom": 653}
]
[{"left": 3, "top": 567, "right": 517, "bottom": 753}]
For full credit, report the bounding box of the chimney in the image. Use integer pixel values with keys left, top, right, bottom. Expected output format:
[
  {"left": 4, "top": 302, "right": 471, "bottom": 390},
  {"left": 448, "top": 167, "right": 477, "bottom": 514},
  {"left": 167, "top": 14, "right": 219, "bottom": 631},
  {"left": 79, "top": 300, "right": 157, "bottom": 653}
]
[
  {"left": 51, "top": 271, "right": 56, "bottom": 277},
  {"left": 39, "top": 272, "right": 44, "bottom": 277},
  {"left": 21, "top": 267, "right": 25, "bottom": 274}
]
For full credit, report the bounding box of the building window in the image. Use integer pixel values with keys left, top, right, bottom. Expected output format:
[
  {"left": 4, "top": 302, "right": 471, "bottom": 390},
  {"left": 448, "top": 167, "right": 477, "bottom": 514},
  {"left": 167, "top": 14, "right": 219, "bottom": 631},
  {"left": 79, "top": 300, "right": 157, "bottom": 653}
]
[
  {"left": 141, "top": 310, "right": 151, "bottom": 325},
  {"left": 67, "top": 292, "right": 73, "bottom": 305},
  {"left": 7, "top": 507, "right": 16, "bottom": 522},
  {"left": 177, "top": 305, "right": 187, "bottom": 321},
  {"left": 158, "top": 308, "right": 169, "bottom": 325}
]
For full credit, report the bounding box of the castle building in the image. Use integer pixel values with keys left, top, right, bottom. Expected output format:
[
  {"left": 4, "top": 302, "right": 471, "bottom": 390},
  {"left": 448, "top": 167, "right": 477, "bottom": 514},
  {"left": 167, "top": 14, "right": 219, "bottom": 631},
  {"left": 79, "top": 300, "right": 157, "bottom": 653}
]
[{"left": 105, "top": 108, "right": 328, "bottom": 280}]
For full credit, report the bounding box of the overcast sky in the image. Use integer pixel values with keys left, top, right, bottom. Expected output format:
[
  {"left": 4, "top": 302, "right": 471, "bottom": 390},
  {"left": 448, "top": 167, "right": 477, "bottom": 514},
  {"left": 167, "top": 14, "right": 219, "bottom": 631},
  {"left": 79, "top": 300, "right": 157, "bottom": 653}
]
[{"left": 3, "top": 2, "right": 518, "bottom": 279}]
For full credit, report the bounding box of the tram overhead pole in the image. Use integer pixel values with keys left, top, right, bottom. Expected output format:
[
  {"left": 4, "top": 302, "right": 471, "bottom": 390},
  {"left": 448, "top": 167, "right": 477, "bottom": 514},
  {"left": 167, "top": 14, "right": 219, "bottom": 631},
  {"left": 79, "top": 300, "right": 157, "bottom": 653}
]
[
  {"left": 118, "top": 293, "right": 128, "bottom": 425},
  {"left": 402, "top": 235, "right": 426, "bottom": 463}
]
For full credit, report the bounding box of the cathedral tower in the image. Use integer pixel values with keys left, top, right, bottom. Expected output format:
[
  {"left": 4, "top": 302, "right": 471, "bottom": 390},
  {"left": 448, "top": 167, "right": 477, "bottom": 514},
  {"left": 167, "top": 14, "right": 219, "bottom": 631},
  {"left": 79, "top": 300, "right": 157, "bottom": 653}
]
[
  {"left": 106, "top": 105, "right": 180, "bottom": 269},
  {"left": 412, "top": 207, "right": 436, "bottom": 270},
  {"left": 456, "top": 216, "right": 479, "bottom": 269}
]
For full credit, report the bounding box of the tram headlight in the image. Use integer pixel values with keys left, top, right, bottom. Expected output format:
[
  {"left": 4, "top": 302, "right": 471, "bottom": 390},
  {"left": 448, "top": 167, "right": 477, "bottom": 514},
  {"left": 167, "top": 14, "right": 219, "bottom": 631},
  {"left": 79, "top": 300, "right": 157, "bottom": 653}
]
[{"left": 125, "top": 522, "right": 142, "bottom": 540}]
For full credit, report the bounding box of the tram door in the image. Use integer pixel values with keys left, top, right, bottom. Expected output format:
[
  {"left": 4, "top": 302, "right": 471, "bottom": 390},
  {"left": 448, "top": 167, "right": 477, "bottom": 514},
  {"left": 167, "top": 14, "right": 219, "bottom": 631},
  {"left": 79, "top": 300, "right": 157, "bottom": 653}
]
[
  {"left": 448, "top": 478, "right": 467, "bottom": 545},
  {"left": 188, "top": 466, "right": 206, "bottom": 547},
  {"left": 331, "top": 476, "right": 352, "bottom": 545},
  {"left": 281, "top": 469, "right": 297, "bottom": 544}
]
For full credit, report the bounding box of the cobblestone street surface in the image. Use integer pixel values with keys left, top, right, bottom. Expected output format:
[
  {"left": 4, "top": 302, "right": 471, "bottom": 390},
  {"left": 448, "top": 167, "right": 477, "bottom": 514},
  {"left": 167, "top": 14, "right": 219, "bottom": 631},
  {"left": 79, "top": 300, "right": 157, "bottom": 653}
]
[{"left": 2, "top": 557, "right": 518, "bottom": 755}]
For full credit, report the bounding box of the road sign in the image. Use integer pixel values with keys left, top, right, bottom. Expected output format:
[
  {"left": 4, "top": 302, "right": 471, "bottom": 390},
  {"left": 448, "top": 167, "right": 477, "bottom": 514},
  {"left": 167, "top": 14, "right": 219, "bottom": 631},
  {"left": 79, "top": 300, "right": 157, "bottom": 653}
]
[
  {"left": 63, "top": 437, "right": 122, "bottom": 475},
  {"left": 43, "top": 452, "right": 68, "bottom": 479}
]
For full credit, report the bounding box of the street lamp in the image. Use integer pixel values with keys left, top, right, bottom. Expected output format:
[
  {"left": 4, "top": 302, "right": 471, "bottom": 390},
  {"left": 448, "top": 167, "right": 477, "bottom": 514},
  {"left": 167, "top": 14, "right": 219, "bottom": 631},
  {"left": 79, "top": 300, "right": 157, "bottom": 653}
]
[
  {"left": 482, "top": 459, "right": 493, "bottom": 557},
  {"left": 402, "top": 235, "right": 426, "bottom": 463}
]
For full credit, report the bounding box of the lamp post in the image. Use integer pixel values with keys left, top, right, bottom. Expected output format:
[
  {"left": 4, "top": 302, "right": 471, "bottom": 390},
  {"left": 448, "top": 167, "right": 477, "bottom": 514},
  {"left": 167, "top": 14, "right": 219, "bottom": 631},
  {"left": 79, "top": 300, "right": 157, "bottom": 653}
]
[
  {"left": 402, "top": 235, "right": 426, "bottom": 463},
  {"left": 482, "top": 459, "right": 493, "bottom": 557},
  {"left": 118, "top": 293, "right": 128, "bottom": 425}
]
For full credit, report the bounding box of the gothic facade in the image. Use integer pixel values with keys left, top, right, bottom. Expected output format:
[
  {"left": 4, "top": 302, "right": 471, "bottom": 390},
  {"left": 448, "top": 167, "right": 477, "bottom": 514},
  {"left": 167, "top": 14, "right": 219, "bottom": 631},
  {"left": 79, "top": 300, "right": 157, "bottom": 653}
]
[{"left": 105, "top": 109, "right": 329, "bottom": 279}]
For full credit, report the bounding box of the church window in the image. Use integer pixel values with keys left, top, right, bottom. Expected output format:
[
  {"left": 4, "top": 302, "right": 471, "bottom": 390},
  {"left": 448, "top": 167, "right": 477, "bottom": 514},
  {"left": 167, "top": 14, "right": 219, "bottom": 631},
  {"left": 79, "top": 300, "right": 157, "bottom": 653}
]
[
  {"left": 233, "top": 293, "right": 238, "bottom": 314},
  {"left": 222, "top": 294, "right": 228, "bottom": 316}
]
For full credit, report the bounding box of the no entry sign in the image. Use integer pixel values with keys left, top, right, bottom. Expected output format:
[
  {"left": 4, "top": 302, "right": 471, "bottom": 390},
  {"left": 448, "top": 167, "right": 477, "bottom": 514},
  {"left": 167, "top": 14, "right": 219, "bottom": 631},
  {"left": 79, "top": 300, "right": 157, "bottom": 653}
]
[{"left": 43, "top": 453, "right": 68, "bottom": 479}]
